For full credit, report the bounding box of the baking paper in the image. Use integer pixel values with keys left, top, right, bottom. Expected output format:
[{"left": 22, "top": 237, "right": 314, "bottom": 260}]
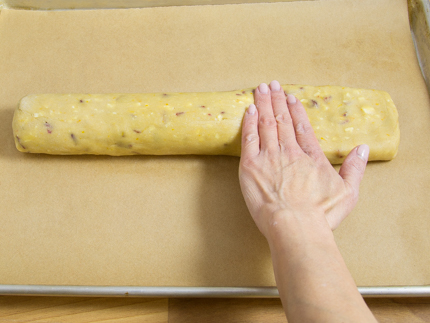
[{"left": 0, "top": 0, "right": 429, "bottom": 287}]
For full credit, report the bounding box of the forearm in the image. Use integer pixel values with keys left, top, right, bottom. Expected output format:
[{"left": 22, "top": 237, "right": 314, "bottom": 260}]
[{"left": 267, "top": 211, "right": 377, "bottom": 323}]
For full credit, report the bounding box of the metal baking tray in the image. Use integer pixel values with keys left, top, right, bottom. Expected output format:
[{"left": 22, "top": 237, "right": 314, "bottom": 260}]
[{"left": 0, "top": 0, "right": 429, "bottom": 298}]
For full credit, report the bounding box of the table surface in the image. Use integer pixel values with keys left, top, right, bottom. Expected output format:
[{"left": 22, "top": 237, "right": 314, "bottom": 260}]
[{"left": 0, "top": 296, "right": 429, "bottom": 322}]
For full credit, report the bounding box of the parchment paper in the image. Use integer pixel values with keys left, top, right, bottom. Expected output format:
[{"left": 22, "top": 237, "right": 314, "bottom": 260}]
[{"left": 0, "top": 0, "right": 429, "bottom": 287}]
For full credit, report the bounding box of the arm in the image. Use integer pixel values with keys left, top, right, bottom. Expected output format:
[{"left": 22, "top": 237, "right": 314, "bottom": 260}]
[{"left": 239, "top": 81, "right": 377, "bottom": 323}]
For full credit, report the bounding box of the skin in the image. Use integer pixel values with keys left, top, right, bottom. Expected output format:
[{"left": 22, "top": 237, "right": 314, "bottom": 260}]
[{"left": 239, "top": 80, "right": 378, "bottom": 323}]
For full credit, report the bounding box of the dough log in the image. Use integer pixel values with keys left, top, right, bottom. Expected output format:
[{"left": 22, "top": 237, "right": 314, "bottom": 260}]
[{"left": 12, "top": 85, "right": 400, "bottom": 164}]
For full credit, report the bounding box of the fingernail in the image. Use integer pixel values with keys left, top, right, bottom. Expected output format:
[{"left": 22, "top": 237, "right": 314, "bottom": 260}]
[
  {"left": 259, "top": 83, "right": 269, "bottom": 94},
  {"left": 287, "top": 94, "right": 296, "bottom": 104},
  {"left": 357, "top": 144, "right": 369, "bottom": 161},
  {"left": 247, "top": 104, "right": 256, "bottom": 115},
  {"left": 269, "top": 80, "right": 281, "bottom": 92}
]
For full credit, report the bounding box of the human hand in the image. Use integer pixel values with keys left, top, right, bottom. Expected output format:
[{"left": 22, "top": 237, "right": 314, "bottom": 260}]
[{"left": 239, "top": 81, "right": 369, "bottom": 239}]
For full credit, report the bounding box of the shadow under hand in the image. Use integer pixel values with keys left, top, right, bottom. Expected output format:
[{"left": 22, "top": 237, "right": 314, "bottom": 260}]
[{"left": 194, "top": 156, "right": 274, "bottom": 287}]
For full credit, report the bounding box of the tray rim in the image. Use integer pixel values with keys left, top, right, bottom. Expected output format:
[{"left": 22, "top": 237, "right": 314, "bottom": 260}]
[{"left": 1, "top": 285, "right": 430, "bottom": 298}]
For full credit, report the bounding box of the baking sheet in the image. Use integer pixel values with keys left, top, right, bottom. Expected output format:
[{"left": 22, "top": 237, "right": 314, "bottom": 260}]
[{"left": 0, "top": 0, "right": 429, "bottom": 288}]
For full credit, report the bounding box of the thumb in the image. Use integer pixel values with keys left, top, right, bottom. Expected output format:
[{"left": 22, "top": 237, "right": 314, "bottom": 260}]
[{"left": 338, "top": 144, "right": 369, "bottom": 202}]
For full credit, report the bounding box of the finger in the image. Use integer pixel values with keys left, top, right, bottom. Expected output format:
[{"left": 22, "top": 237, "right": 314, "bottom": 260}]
[
  {"left": 269, "top": 80, "right": 299, "bottom": 150},
  {"left": 287, "top": 94, "right": 326, "bottom": 161},
  {"left": 339, "top": 144, "right": 369, "bottom": 203},
  {"left": 254, "top": 83, "right": 279, "bottom": 153},
  {"left": 241, "top": 104, "right": 260, "bottom": 159}
]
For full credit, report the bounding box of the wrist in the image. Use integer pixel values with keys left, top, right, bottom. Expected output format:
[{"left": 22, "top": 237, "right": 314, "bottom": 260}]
[{"left": 264, "top": 209, "right": 334, "bottom": 250}]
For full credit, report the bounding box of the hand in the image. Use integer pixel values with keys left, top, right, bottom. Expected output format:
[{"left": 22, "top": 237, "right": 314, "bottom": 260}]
[{"left": 239, "top": 81, "right": 369, "bottom": 239}]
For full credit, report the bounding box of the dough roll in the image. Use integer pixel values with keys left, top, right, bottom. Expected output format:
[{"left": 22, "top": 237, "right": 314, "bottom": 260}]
[{"left": 12, "top": 85, "right": 400, "bottom": 164}]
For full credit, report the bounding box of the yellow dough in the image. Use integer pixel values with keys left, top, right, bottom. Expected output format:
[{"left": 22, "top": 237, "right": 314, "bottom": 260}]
[{"left": 12, "top": 85, "right": 400, "bottom": 164}]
